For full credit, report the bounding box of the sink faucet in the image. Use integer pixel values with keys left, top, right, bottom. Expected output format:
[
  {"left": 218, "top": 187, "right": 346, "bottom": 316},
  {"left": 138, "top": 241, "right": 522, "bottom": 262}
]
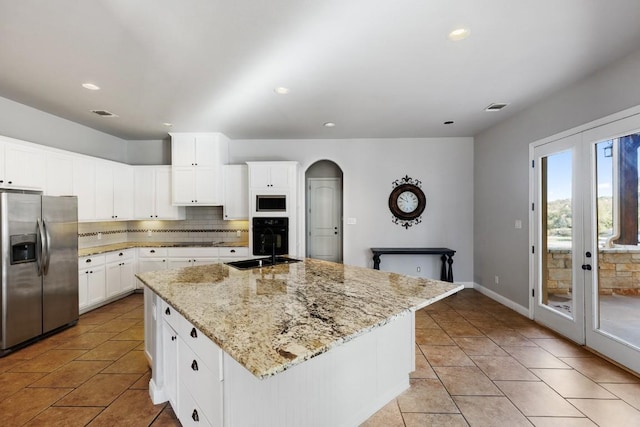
[{"left": 261, "top": 228, "right": 276, "bottom": 266}]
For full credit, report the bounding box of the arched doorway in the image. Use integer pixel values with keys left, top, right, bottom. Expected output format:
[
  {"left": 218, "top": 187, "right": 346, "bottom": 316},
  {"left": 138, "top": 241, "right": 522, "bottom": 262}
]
[{"left": 305, "top": 160, "right": 343, "bottom": 262}]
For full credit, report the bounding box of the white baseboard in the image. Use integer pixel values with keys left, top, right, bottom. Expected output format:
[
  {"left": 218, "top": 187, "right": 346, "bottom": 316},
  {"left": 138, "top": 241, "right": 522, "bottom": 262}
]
[{"left": 471, "top": 283, "right": 531, "bottom": 318}]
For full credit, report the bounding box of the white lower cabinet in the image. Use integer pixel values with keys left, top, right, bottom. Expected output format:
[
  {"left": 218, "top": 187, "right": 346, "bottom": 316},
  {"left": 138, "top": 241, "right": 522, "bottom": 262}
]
[
  {"left": 105, "top": 250, "right": 136, "bottom": 298},
  {"left": 164, "top": 320, "right": 179, "bottom": 411},
  {"left": 158, "top": 299, "right": 223, "bottom": 427},
  {"left": 78, "top": 255, "right": 106, "bottom": 312}
]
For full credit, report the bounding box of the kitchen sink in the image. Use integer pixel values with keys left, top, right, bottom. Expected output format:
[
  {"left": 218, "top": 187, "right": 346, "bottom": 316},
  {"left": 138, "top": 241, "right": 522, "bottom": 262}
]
[{"left": 225, "top": 256, "right": 301, "bottom": 270}]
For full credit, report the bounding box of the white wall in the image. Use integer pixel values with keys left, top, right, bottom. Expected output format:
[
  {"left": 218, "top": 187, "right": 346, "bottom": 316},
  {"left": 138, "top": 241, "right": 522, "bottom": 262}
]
[
  {"left": 0, "top": 96, "right": 128, "bottom": 162},
  {"left": 231, "top": 137, "right": 474, "bottom": 282},
  {"left": 474, "top": 47, "right": 640, "bottom": 307},
  {"left": 127, "top": 138, "right": 171, "bottom": 165}
]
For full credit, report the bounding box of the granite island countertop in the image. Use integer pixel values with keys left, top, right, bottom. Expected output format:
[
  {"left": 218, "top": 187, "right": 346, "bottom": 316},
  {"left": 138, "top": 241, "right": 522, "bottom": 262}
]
[
  {"left": 136, "top": 258, "right": 462, "bottom": 379},
  {"left": 79, "top": 241, "right": 248, "bottom": 257}
]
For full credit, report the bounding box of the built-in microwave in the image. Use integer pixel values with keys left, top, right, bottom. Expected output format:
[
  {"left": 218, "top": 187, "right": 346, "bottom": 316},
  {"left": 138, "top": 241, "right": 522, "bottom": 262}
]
[{"left": 255, "top": 194, "right": 286, "bottom": 212}]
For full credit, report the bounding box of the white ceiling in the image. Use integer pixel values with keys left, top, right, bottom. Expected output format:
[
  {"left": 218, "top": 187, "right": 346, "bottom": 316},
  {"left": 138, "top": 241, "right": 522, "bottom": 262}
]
[{"left": 1, "top": 0, "right": 640, "bottom": 141}]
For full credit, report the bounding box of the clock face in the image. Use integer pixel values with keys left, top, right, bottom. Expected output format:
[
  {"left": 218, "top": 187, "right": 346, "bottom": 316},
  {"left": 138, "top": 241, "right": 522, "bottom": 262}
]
[
  {"left": 388, "top": 183, "right": 426, "bottom": 221},
  {"left": 397, "top": 190, "right": 419, "bottom": 213}
]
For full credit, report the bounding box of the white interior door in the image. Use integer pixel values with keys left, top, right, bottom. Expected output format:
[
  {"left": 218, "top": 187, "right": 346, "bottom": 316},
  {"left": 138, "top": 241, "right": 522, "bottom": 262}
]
[
  {"left": 532, "top": 134, "right": 586, "bottom": 344},
  {"left": 307, "top": 178, "right": 342, "bottom": 262}
]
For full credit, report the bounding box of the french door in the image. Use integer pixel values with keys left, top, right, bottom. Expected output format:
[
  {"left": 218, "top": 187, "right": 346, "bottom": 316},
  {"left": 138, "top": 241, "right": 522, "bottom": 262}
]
[
  {"left": 532, "top": 112, "right": 640, "bottom": 374},
  {"left": 532, "top": 133, "right": 587, "bottom": 344}
]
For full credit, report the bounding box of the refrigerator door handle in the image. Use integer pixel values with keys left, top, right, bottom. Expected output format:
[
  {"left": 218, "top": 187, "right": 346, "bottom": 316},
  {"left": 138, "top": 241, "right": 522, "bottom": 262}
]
[
  {"left": 36, "top": 218, "right": 45, "bottom": 276},
  {"left": 42, "top": 219, "right": 51, "bottom": 275}
]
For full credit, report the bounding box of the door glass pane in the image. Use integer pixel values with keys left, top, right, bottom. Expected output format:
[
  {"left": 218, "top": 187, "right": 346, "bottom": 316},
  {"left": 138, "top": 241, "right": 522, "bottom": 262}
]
[
  {"left": 541, "top": 150, "right": 574, "bottom": 318},
  {"left": 596, "top": 135, "right": 640, "bottom": 349}
]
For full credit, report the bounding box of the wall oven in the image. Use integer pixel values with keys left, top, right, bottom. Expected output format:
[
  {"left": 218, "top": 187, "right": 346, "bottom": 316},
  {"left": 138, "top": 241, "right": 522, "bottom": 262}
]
[{"left": 252, "top": 217, "right": 289, "bottom": 256}]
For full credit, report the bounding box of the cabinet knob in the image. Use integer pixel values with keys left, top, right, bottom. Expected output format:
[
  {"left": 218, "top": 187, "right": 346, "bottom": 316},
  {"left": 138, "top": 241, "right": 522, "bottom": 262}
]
[
  {"left": 191, "top": 409, "right": 199, "bottom": 422},
  {"left": 171, "top": 336, "right": 176, "bottom": 341},
  {"left": 7, "top": 181, "right": 12, "bottom": 185},
  {"left": 150, "top": 250, "right": 155, "bottom": 253},
  {"left": 165, "top": 307, "right": 170, "bottom": 315},
  {"left": 190, "top": 327, "right": 198, "bottom": 338},
  {"left": 119, "top": 252, "right": 123, "bottom": 256},
  {"left": 191, "top": 360, "right": 199, "bottom": 371},
  {"left": 230, "top": 249, "right": 236, "bottom": 253},
  {"left": 86, "top": 259, "right": 92, "bottom": 263},
  {"left": 150, "top": 215, "right": 153, "bottom": 218},
  {"left": 0, "top": 180, "right": 3, "bottom": 183}
]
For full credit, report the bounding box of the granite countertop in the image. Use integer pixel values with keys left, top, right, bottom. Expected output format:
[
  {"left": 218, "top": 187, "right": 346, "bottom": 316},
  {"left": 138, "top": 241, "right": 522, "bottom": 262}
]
[
  {"left": 136, "top": 258, "right": 462, "bottom": 379},
  {"left": 79, "top": 241, "right": 249, "bottom": 257}
]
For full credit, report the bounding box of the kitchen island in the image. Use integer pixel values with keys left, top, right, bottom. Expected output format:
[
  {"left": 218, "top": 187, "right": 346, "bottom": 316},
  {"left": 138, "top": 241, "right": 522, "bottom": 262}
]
[{"left": 138, "top": 258, "right": 461, "bottom": 427}]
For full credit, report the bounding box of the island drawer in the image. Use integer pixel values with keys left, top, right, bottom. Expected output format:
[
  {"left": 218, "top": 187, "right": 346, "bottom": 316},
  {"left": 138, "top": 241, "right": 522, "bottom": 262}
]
[
  {"left": 178, "top": 383, "right": 213, "bottom": 427},
  {"left": 178, "top": 344, "right": 222, "bottom": 425},
  {"left": 178, "top": 320, "right": 222, "bottom": 373},
  {"left": 160, "top": 300, "right": 183, "bottom": 332}
]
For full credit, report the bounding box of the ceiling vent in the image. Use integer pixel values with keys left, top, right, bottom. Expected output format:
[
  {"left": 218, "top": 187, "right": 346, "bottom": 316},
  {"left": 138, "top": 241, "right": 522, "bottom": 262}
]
[
  {"left": 91, "top": 109, "right": 118, "bottom": 117},
  {"left": 484, "top": 103, "right": 509, "bottom": 112}
]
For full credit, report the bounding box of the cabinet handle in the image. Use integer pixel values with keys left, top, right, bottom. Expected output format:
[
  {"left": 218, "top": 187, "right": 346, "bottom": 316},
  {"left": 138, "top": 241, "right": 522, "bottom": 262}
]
[
  {"left": 192, "top": 409, "right": 199, "bottom": 422},
  {"left": 86, "top": 259, "right": 92, "bottom": 263},
  {"left": 230, "top": 249, "right": 236, "bottom": 253},
  {"left": 191, "top": 360, "right": 199, "bottom": 371},
  {"left": 190, "top": 328, "right": 198, "bottom": 338},
  {"left": 165, "top": 307, "right": 170, "bottom": 315},
  {"left": 150, "top": 250, "right": 156, "bottom": 253},
  {"left": 0, "top": 180, "right": 3, "bottom": 183}
]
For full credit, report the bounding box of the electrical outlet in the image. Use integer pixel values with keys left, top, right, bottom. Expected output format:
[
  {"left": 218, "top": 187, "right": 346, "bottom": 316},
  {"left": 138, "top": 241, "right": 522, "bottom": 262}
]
[
  {"left": 495, "top": 275, "right": 499, "bottom": 285},
  {"left": 97, "top": 232, "right": 102, "bottom": 240}
]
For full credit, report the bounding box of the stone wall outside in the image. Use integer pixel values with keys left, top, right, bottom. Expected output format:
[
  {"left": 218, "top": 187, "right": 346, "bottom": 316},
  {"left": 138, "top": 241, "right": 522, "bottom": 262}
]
[{"left": 547, "top": 249, "right": 640, "bottom": 295}]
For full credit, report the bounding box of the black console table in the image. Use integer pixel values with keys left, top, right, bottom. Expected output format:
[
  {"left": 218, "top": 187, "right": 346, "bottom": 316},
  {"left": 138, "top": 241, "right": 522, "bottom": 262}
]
[{"left": 371, "top": 247, "right": 456, "bottom": 282}]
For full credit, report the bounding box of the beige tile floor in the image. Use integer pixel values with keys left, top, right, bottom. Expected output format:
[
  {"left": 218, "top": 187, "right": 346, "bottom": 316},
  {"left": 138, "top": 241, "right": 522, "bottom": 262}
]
[
  {"left": 362, "top": 289, "right": 640, "bottom": 427},
  {"left": 0, "top": 289, "right": 639, "bottom": 426}
]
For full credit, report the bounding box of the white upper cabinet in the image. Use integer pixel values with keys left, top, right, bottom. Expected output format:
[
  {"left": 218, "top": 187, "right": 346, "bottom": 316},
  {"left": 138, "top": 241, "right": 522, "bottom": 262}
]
[
  {"left": 94, "top": 161, "right": 134, "bottom": 221},
  {"left": 223, "top": 164, "right": 248, "bottom": 220},
  {"left": 45, "top": 153, "right": 74, "bottom": 196},
  {"left": 1, "top": 140, "right": 46, "bottom": 190},
  {"left": 247, "top": 161, "right": 297, "bottom": 190},
  {"left": 73, "top": 156, "right": 134, "bottom": 222},
  {"left": 73, "top": 157, "right": 96, "bottom": 221},
  {"left": 133, "top": 166, "right": 185, "bottom": 220},
  {"left": 171, "top": 133, "right": 229, "bottom": 206}
]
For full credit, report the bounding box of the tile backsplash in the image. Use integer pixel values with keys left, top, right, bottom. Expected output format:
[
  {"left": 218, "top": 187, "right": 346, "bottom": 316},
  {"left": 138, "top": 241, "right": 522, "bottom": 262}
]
[{"left": 78, "top": 206, "right": 249, "bottom": 249}]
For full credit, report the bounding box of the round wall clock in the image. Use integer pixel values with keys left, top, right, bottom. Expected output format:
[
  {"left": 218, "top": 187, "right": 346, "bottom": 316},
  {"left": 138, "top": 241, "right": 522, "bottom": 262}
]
[{"left": 389, "top": 175, "right": 426, "bottom": 229}]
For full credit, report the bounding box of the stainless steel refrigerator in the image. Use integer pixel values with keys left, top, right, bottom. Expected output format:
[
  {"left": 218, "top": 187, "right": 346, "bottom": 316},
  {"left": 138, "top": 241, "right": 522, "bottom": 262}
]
[{"left": 0, "top": 190, "right": 78, "bottom": 355}]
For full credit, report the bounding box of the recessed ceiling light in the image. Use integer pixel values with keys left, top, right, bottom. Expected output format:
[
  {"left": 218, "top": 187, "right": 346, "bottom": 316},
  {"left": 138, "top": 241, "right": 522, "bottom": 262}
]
[
  {"left": 448, "top": 28, "right": 470, "bottom": 41},
  {"left": 82, "top": 83, "right": 100, "bottom": 90},
  {"left": 484, "top": 102, "right": 509, "bottom": 112},
  {"left": 444, "top": 121, "right": 454, "bottom": 125},
  {"left": 163, "top": 122, "right": 173, "bottom": 127},
  {"left": 274, "top": 87, "right": 290, "bottom": 95},
  {"left": 323, "top": 122, "right": 336, "bottom": 128}
]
